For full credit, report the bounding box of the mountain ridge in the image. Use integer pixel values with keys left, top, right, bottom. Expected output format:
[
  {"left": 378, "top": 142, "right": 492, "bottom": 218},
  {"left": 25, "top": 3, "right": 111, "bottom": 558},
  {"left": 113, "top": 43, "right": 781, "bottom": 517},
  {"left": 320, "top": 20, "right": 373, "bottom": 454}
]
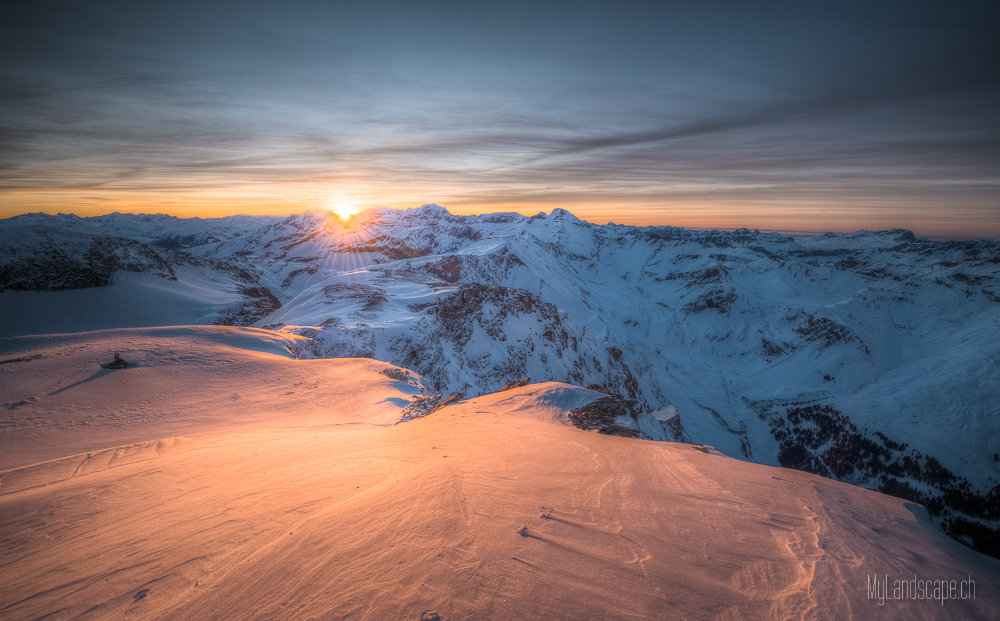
[{"left": 2, "top": 206, "right": 998, "bottom": 556}]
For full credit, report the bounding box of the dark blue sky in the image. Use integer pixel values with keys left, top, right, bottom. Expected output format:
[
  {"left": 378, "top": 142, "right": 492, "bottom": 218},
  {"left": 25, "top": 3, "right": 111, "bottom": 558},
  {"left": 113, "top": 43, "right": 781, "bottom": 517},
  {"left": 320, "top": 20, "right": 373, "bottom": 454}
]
[{"left": 1, "top": 1, "right": 998, "bottom": 237}]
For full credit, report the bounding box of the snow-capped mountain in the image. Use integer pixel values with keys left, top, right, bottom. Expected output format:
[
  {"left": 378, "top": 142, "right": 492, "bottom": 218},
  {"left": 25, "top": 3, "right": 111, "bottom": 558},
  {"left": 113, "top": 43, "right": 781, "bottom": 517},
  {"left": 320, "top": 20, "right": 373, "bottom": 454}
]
[{"left": 2, "top": 205, "right": 998, "bottom": 556}]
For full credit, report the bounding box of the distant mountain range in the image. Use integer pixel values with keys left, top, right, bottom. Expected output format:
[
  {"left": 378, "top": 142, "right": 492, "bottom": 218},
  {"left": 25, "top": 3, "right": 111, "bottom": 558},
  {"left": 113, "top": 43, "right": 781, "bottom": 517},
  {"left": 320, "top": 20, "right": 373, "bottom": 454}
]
[{"left": 2, "top": 205, "right": 998, "bottom": 556}]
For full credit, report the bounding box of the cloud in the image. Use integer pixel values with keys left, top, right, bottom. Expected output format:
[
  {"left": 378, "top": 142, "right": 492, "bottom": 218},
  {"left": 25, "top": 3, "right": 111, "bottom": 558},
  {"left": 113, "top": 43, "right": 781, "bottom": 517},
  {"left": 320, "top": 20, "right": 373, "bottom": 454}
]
[{"left": 1, "top": 0, "right": 998, "bottom": 234}]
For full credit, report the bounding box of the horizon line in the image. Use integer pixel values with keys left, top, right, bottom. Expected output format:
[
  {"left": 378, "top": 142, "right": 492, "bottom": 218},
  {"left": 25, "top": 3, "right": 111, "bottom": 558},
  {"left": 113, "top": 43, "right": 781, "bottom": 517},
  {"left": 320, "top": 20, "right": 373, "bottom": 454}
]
[{"left": 3, "top": 205, "right": 997, "bottom": 243}]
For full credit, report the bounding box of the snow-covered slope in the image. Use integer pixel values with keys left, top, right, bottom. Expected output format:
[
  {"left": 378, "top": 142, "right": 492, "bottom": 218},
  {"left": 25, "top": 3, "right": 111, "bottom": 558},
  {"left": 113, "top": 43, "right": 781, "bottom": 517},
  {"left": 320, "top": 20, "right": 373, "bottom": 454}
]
[
  {"left": 0, "top": 216, "right": 281, "bottom": 335},
  {"left": 0, "top": 326, "right": 429, "bottom": 470},
  {"left": 1, "top": 328, "right": 998, "bottom": 619},
  {"left": 2, "top": 206, "right": 998, "bottom": 557}
]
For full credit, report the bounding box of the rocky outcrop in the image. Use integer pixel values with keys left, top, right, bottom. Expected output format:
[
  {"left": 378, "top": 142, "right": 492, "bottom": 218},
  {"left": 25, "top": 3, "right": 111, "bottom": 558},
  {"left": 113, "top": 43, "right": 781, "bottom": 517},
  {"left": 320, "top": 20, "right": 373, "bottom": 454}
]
[{"left": 568, "top": 394, "right": 641, "bottom": 438}]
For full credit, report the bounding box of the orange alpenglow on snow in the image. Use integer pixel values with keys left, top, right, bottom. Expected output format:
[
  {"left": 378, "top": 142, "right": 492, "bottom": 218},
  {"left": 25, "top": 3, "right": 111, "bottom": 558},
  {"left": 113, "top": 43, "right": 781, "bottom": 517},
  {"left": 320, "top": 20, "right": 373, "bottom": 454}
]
[{"left": 1, "top": 326, "right": 998, "bottom": 618}]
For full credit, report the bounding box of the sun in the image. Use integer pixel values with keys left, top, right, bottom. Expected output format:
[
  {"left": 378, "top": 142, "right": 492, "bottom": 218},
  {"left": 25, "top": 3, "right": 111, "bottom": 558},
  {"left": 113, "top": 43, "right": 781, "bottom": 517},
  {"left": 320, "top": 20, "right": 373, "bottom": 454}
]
[{"left": 327, "top": 198, "right": 359, "bottom": 220}]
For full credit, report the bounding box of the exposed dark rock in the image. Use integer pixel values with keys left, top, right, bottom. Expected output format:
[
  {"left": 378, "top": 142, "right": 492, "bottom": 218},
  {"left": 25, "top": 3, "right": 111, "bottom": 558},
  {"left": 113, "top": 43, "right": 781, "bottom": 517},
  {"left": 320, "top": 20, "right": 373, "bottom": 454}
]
[
  {"left": 281, "top": 266, "right": 319, "bottom": 288},
  {"left": 761, "top": 338, "right": 786, "bottom": 357},
  {"left": 380, "top": 368, "right": 409, "bottom": 382},
  {"left": 398, "top": 393, "right": 465, "bottom": 422},
  {"left": 951, "top": 272, "right": 993, "bottom": 286},
  {"left": 682, "top": 288, "right": 737, "bottom": 314},
  {"left": 655, "top": 267, "right": 722, "bottom": 286},
  {"left": 434, "top": 283, "right": 566, "bottom": 348},
  {"left": 569, "top": 394, "right": 640, "bottom": 438},
  {"left": 658, "top": 409, "right": 688, "bottom": 442},
  {"left": 339, "top": 235, "right": 431, "bottom": 260},
  {"left": 599, "top": 425, "right": 641, "bottom": 438},
  {"left": 793, "top": 316, "right": 858, "bottom": 348},
  {"left": 499, "top": 378, "right": 531, "bottom": 392},
  {"left": 422, "top": 255, "right": 463, "bottom": 283},
  {"left": 214, "top": 287, "right": 282, "bottom": 326}
]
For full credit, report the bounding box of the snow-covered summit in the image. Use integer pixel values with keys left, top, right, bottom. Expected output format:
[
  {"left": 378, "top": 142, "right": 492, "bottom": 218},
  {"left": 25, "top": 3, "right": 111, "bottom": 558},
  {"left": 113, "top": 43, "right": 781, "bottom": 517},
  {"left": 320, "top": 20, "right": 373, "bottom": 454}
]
[{"left": 3, "top": 326, "right": 998, "bottom": 618}]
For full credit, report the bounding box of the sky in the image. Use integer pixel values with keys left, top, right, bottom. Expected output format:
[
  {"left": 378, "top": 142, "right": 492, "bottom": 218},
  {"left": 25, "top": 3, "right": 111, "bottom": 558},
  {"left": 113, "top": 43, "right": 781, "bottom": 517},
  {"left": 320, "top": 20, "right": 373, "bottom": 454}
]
[{"left": 1, "top": 0, "right": 998, "bottom": 238}]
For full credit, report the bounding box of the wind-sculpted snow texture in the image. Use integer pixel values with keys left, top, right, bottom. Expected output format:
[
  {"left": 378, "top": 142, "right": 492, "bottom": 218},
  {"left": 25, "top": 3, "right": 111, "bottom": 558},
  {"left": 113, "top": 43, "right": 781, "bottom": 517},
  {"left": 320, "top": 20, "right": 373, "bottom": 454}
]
[{"left": 2, "top": 205, "right": 998, "bottom": 556}]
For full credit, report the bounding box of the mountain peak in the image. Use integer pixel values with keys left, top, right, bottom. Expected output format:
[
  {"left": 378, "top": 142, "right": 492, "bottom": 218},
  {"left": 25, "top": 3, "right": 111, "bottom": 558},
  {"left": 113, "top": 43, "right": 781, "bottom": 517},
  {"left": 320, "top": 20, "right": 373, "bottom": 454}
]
[
  {"left": 413, "top": 204, "right": 451, "bottom": 216},
  {"left": 550, "top": 208, "right": 582, "bottom": 222}
]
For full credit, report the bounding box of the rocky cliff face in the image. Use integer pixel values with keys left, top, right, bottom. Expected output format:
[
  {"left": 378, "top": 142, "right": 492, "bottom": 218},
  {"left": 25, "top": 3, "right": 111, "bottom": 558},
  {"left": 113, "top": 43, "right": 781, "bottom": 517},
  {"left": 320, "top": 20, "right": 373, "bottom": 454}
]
[{"left": 3, "top": 206, "right": 999, "bottom": 555}]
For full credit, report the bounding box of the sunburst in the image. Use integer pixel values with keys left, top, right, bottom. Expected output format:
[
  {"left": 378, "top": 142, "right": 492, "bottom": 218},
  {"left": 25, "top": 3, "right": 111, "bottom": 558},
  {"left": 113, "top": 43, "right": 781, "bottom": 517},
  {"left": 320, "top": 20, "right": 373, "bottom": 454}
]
[{"left": 330, "top": 203, "right": 357, "bottom": 220}]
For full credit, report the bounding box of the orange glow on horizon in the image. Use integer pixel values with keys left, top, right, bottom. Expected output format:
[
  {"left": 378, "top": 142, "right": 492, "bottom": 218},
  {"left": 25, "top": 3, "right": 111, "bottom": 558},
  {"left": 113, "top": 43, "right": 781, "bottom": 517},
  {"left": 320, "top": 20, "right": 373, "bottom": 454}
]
[{"left": 1, "top": 186, "right": 996, "bottom": 241}]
